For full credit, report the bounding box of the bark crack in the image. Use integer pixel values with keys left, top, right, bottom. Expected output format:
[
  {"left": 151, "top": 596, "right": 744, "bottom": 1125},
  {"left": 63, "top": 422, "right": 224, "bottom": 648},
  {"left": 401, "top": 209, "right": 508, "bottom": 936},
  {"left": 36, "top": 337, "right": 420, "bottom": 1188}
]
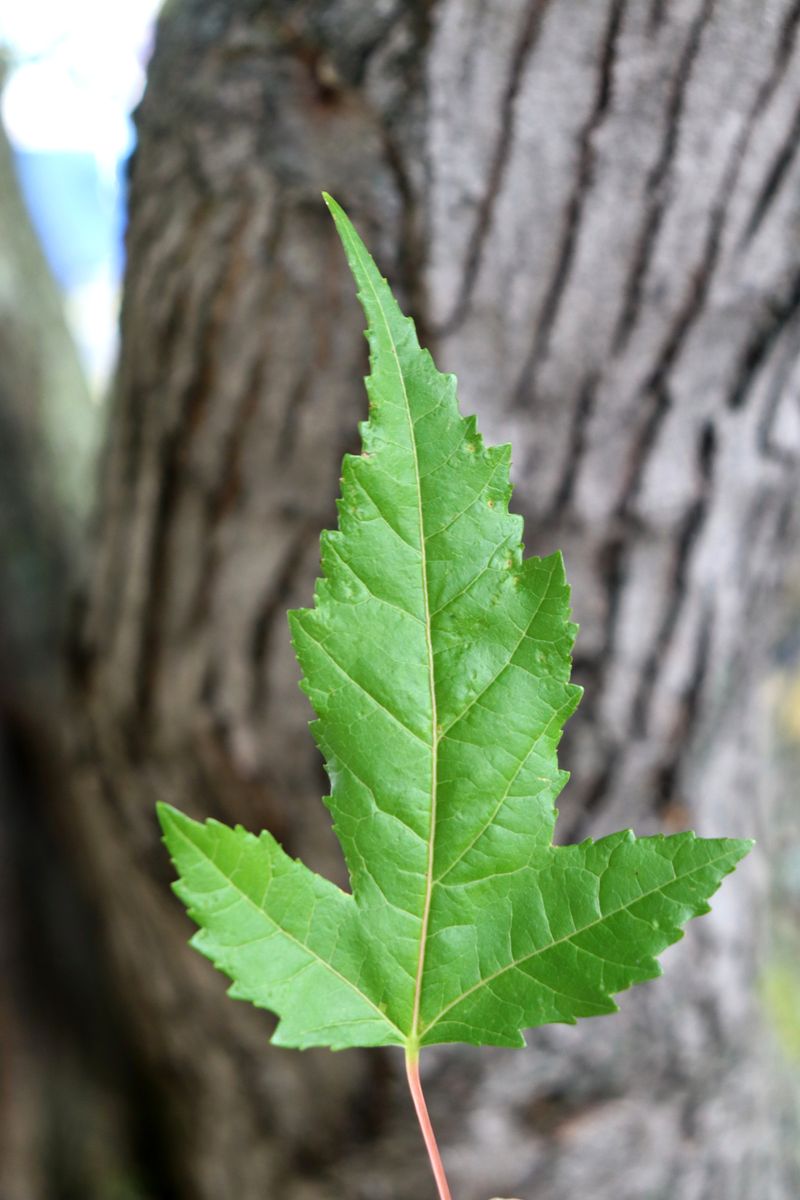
[
  {"left": 514, "top": 0, "right": 626, "bottom": 404},
  {"left": 647, "top": 0, "right": 666, "bottom": 35},
  {"left": 547, "top": 371, "right": 599, "bottom": 516},
  {"left": 741, "top": 93, "right": 800, "bottom": 246},
  {"left": 630, "top": 421, "right": 716, "bottom": 740},
  {"left": 438, "top": 0, "right": 552, "bottom": 334},
  {"left": 726, "top": 264, "right": 800, "bottom": 410},
  {"left": 631, "top": 0, "right": 800, "bottom": 397},
  {"left": 380, "top": 123, "right": 431, "bottom": 345},
  {"left": 757, "top": 323, "right": 800, "bottom": 468},
  {"left": 612, "top": 0, "right": 715, "bottom": 353},
  {"left": 652, "top": 603, "right": 712, "bottom": 817}
]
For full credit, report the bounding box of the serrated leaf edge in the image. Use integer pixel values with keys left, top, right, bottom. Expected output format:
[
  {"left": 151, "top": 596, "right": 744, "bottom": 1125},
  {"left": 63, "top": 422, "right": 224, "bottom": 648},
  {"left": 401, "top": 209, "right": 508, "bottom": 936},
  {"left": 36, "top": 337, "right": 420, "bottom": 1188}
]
[
  {"left": 420, "top": 835, "right": 753, "bottom": 1041},
  {"left": 157, "top": 802, "right": 406, "bottom": 1045}
]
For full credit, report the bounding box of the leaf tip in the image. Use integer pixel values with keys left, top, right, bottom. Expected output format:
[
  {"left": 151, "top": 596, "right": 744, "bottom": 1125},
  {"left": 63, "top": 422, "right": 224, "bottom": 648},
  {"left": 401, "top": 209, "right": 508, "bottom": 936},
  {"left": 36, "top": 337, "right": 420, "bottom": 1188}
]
[
  {"left": 156, "top": 803, "right": 205, "bottom": 854},
  {"left": 156, "top": 801, "right": 181, "bottom": 836},
  {"left": 322, "top": 191, "right": 347, "bottom": 228},
  {"left": 728, "top": 837, "right": 756, "bottom": 868}
]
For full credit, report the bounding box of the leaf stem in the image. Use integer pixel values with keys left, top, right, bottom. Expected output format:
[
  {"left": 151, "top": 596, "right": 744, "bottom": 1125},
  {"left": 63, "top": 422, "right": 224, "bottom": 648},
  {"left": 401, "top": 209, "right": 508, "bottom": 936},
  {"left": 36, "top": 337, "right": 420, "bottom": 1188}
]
[{"left": 405, "top": 1048, "right": 454, "bottom": 1200}]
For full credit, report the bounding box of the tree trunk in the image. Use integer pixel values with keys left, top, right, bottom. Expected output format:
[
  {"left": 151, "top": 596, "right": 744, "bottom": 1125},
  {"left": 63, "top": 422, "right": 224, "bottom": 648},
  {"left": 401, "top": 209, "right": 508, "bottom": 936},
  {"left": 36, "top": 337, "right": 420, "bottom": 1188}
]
[{"left": 71, "top": 2, "right": 800, "bottom": 1197}]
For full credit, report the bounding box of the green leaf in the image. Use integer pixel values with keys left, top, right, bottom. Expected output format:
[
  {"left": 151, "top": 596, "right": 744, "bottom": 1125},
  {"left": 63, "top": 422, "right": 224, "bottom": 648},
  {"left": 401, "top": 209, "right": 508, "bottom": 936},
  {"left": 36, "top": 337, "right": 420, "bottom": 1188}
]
[{"left": 158, "top": 195, "right": 752, "bottom": 1054}]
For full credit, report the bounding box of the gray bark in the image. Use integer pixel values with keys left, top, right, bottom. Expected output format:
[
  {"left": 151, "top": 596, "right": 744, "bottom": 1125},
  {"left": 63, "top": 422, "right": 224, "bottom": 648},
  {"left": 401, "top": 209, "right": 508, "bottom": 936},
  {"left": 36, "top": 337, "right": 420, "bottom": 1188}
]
[{"left": 71, "top": 2, "right": 800, "bottom": 1198}]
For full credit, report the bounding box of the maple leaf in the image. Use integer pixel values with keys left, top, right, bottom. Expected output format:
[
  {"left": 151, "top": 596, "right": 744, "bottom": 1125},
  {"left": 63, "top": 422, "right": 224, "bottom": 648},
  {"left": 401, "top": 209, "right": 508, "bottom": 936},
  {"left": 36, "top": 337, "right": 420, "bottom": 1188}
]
[{"left": 158, "top": 195, "right": 751, "bottom": 1054}]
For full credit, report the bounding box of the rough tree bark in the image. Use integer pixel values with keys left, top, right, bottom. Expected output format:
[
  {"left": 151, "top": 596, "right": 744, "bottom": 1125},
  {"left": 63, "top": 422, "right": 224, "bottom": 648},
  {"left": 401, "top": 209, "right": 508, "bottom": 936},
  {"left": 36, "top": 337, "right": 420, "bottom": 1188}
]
[{"left": 70, "top": 2, "right": 800, "bottom": 1198}]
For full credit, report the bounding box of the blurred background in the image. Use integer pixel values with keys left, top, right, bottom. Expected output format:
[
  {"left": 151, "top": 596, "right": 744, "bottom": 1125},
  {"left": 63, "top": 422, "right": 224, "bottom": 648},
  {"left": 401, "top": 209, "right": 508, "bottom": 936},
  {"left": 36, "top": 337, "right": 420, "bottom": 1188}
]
[{"left": 1, "top": 2, "right": 799, "bottom": 1198}]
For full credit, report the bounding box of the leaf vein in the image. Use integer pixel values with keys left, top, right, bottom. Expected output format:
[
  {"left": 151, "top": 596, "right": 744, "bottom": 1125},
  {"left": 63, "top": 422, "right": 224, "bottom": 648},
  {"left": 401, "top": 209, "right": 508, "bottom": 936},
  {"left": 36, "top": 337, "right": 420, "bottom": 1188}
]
[{"left": 421, "top": 850, "right": 734, "bottom": 1035}]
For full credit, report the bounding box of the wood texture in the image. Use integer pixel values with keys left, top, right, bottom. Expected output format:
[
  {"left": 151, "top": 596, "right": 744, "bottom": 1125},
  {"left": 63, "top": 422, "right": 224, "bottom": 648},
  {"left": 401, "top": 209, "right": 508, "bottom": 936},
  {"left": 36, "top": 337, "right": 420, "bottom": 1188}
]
[{"left": 69, "top": 2, "right": 800, "bottom": 1197}]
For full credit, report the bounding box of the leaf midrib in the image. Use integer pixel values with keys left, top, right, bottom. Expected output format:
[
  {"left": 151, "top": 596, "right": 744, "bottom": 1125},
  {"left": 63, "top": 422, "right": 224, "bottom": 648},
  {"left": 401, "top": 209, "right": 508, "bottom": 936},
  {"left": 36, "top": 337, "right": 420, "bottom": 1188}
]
[{"left": 345, "top": 231, "right": 438, "bottom": 1049}]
